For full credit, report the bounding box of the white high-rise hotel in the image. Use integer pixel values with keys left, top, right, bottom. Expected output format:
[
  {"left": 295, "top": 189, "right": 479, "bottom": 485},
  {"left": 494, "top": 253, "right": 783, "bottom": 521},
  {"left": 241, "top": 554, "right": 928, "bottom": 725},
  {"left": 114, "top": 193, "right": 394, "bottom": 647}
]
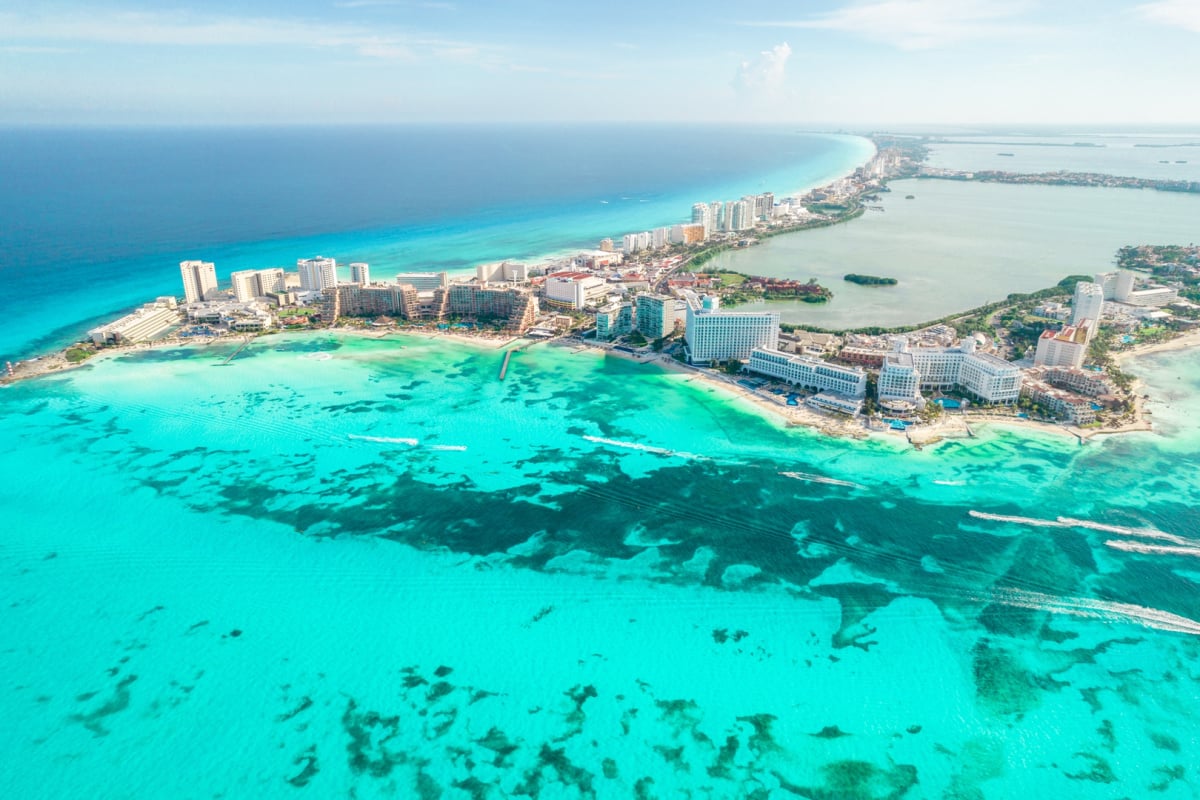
[
  {"left": 229, "top": 268, "right": 286, "bottom": 302},
  {"left": 684, "top": 295, "right": 779, "bottom": 363},
  {"left": 297, "top": 257, "right": 338, "bottom": 292},
  {"left": 179, "top": 260, "right": 218, "bottom": 303},
  {"left": 878, "top": 338, "right": 1022, "bottom": 405}
]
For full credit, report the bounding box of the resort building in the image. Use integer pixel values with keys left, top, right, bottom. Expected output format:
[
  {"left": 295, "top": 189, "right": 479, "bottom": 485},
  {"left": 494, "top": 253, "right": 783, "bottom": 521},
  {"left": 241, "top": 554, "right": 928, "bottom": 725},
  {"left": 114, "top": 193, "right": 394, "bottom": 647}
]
[
  {"left": 1021, "top": 379, "right": 1097, "bottom": 425},
  {"left": 179, "top": 260, "right": 218, "bottom": 304},
  {"left": 229, "top": 268, "right": 286, "bottom": 303},
  {"left": 684, "top": 295, "right": 779, "bottom": 363},
  {"left": 444, "top": 283, "right": 538, "bottom": 333},
  {"left": 635, "top": 294, "right": 675, "bottom": 340},
  {"left": 335, "top": 283, "right": 416, "bottom": 318},
  {"left": 878, "top": 338, "right": 1022, "bottom": 405},
  {"left": 543, "top": 272, "right": 609, "bottom": 310},
  {"left": 349, "top": 262, "right": 370, "bottom": 285},
  {"left": 1040, "top": 366, "right": 1117, "bottom": 397},
  {"left": 394, "top": 271, "right": 449, "bottom": 292},
  {"left": 746, "top": 348, "right": 867, "bottom": 398},
  {"left": 806, "top": 392, "right": 864, "bottom": 416},
  {"left": 1034, "top": 324, "right": 1090, "bottom": 369},
  {"left": 297, "top": 257, "right": 338, "bottom": 293},
  {"left": 476, "top": 262, "right": 528, "bottom": 283},
  {"left": 1094, "top": 269, "right": 1177, "bottom": 307},
  {"left": 595, "top": 301, "right": 633, "bottom": 341},
  {"left": 88, "top": 298, "right": 180, "bottom": 346},
  {"left": 1071, "top": 282, "right": 1105, "bottom": 336}
]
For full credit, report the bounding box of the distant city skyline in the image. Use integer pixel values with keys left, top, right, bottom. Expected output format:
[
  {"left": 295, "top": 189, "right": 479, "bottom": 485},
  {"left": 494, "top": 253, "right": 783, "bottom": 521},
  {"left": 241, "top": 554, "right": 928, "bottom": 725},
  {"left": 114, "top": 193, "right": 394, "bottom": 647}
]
[{"left": 1, "top": 0, "right": 1199, "bottom": 126}]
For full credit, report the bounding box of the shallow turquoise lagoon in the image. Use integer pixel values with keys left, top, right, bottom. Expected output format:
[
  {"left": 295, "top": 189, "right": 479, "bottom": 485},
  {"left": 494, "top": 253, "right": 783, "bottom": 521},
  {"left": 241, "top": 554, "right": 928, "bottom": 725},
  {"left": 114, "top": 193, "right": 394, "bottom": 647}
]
[{"left": 2, "top": 334, "right": 1199, "bottom": 798}]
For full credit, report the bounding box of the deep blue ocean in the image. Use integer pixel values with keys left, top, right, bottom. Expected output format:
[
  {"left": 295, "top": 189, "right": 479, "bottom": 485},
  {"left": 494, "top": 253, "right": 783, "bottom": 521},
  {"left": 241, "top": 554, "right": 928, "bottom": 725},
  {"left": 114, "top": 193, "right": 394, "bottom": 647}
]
[{"left": 0, "top": 125, "right": 872, "bottom": 359}]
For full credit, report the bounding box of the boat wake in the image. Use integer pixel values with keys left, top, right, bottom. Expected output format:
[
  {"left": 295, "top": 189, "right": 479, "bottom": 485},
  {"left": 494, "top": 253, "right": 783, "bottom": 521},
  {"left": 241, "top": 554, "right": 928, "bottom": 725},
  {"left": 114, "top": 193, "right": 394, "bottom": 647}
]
[
  {"left": 968, "top": 511, "right": 1197, "bottom": 547},
  {"left": 780, "top": 471, "right": 862, "bottom": 489},
  {"left": 582, "top": 435, "right": 705, "bottom": 460},
  {"left": 1105, "top": 540, "right": 1200, "bottom": 558},
  {"left": 348, "top": 434, "right": 419, "bottom": 446},
  {"left": 1057, "top": 516, "right": 1197, "bottom": 546},
  {"left": 967, "top": 510, "right": 1066, "bottom": 528},
  {"left": 986, "top": 587, "right": 1200, "bottom": 636},
  {"left": 430, "top": 445, "right": 468, "bottom": 452},
  {"left": 932, "top": 480, "right": 967, "bottom": 486}
]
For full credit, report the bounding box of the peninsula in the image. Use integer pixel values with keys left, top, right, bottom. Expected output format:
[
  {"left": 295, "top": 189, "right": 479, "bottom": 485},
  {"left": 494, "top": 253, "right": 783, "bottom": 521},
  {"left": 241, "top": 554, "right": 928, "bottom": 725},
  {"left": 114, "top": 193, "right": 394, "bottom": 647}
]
[{"left": 7, "top": 137, "right": 1200, "bottom": 450}]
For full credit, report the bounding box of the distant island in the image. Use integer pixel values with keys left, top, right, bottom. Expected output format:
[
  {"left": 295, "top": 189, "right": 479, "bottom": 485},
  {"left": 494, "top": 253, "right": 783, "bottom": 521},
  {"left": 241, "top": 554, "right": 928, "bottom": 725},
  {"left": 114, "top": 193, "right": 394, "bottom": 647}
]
[{"left": 844, "top": 274, "right": 898, "bottom": 286}]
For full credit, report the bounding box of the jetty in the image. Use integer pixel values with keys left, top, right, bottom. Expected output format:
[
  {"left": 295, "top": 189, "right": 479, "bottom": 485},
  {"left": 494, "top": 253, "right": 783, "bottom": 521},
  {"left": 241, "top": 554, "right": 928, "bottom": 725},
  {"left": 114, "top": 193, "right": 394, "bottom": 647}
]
[{"left": 499, "top": 348, "right": 517, "bottom": 380}]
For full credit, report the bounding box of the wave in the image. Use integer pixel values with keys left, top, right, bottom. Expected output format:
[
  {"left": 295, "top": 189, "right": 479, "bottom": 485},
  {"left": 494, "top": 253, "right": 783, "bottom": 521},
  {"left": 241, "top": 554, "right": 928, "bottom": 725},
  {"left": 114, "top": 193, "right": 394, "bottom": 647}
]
[
  {"left": 347, "top": 434, "right": 419, "bottom": 446},
  {"left": 932, "top": 480, "right": 966, "bottom": 486},
  {"left": 780, "top": 471, "right": 862, "bottom": 489},
  {"left": 1105, "top": 539, "right": 1200, "bottom": 558},
  {"left": 988, "top": 587, "right": 1200, "bottom": 636}
]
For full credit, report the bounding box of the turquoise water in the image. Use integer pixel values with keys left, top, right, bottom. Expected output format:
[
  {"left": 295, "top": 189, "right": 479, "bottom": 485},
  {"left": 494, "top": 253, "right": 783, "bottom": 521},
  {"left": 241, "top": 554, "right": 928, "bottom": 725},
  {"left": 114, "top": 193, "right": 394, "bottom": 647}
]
[
  {"left": 711, "top": 178, "right": 1200, "bottom": 328},
  {"left": 3, "top": 334, "right": 1199, "bottom": 797}
]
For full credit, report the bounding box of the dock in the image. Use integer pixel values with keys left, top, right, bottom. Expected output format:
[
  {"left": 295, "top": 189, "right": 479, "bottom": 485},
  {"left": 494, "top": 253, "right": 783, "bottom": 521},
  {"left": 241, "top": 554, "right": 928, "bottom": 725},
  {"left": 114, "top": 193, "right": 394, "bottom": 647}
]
[
  {"left": 220, "top": 336, "right": 253, "bottom": 365},
  {"left": 499, "top": 348, "right": 517, "bottom": 380}
]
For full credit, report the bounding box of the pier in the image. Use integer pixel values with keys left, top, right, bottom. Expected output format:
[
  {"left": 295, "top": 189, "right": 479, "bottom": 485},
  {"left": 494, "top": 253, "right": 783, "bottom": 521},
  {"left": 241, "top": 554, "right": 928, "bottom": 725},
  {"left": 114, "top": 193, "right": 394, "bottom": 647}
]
[
  {"left": 221, "top": 336, "right": 253, "bottom": 365},
  {"left": 499, "top": 348, "right": 517, "bottom": 380}
]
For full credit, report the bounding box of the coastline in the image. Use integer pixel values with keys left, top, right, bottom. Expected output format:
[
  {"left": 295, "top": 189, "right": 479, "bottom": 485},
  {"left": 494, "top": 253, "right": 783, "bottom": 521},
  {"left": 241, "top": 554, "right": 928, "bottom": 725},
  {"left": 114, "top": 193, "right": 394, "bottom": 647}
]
[{"left": 7, "top": 324, "right": 1199, "bottom": 454}]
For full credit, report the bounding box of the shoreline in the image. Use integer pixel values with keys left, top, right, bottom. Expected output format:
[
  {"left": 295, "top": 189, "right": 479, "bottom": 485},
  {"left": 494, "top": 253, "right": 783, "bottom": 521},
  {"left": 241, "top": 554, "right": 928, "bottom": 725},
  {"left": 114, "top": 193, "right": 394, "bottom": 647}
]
[{"left": 6, "top": 325, "right": 1197, "bottom": 450}]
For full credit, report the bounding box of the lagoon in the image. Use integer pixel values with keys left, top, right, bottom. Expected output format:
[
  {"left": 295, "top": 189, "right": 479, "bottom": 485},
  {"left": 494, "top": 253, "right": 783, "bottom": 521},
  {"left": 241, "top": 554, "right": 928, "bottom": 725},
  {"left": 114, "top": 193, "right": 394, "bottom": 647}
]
[{"left": 709, "top": 178, "right": 1200, "bottom": 329}]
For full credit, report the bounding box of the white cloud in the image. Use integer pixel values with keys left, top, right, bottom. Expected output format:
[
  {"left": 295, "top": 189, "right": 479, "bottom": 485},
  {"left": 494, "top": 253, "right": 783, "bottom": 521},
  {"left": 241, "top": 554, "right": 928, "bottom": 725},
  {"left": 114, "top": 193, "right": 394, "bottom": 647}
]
[
  {"left": 0, "top": 9, "right": 473, "bottom": 61},
  {"left": 734, "top": 42, "right": 792, "bottom": 97},
  {"left": 740, "top": 0, "right": 1037, "bottom": 50},
  {"left": 1138, "top": 0, "right": 1200, "bottom": 33}
]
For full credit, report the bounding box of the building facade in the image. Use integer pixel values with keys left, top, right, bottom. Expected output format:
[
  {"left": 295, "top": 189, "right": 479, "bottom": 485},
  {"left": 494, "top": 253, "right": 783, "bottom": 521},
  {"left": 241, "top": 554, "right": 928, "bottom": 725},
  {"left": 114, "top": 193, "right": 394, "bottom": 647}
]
[
  {"left": 349, "top": 262, "right": 371, "bottom": 285},
  {"left": 229, "top": 268, "right": 286, "bottom": 303},
  {"left": 1071, "top": 281, "right": 1105, "bottom": 336},
  {"left": 1034, "top": 324, "right": 1090, "bottom": 368},
  {"left": 179, "top": 260, "right": 218, "bottom": 304},
  {"left": 394, "top": 271, "right": 448, "bottom": 292},
  {"left": 88, "top": 298, "right": 180, "bottom": 345},
  {"left": 635, "top": 294, "right": 674, "bottom": 340},
  {"left": 684, "top": 295, "right": 779, "bottom": 363},
  {"left": 878, "top": 338, "right": 1022, "bottom": 404},
  {"left": 746, "top": 349, "right": 867, "bottom": 398},
  {"left": 595, "top": 302, "right": 633, "bottom": 341},
  {"left": 297, "top": 257, "right": 338, "bottom": 292}
]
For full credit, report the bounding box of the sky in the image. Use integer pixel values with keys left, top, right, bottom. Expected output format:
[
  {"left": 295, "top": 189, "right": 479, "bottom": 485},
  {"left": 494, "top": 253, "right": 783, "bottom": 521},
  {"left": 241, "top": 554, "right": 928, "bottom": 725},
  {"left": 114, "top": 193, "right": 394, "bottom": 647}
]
[{"left": 1, "top": 0, "right": 1198, "bottom": 126}]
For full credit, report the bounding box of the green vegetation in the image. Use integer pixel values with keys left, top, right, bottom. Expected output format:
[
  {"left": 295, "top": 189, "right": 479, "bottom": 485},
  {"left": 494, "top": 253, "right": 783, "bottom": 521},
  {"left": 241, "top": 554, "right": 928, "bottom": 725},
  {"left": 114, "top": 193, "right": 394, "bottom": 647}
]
[
  {"left": 722, "top": 359, "right": 744, "bottom": 375},
  {"left": 712, "top": 272, "right": 746, "bottom": 287},
  {"left": 844, "top": 274, "right": 898, "bottom": 286},
  {"left": 64, "top": 346, "right": 95, "bottom": 364}
]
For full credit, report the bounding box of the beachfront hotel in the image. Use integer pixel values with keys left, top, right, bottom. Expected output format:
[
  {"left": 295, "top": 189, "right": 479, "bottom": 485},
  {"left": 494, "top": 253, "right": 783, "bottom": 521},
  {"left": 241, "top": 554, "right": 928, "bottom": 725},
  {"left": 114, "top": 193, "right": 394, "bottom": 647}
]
[
  {"left": 1033, "top": 324, "right": 1090, "bottom": 369},
  {"left": 684, "top": 294, "right": 779, "bottom": 363},
  {"left": 179, "top": 260, "right": 218, "bottom": 304},
  {"left": 349, "top": 262, "right": 371, "bottom": 285},
  {"left": 878, "top": 338, "right": 1022, "bottom": 405},
  {"left": 746, "top": 348, "right": 868, "bottom": 398},
  {"left": 394, "top": 271, "right": 450, "bottom": 292},
  {"left": 1071, "top": 281, "right": 1105, "bottom": 337},
  {"left": 229, "top": 268, "right": 286, "bottom": 302},
  {"left": 88, "top": 298, "right": 181, "bottom": 346},
  {"left": 297, "top": 257, "right": 338, "bottom": 292},
  {"left": 635, "top": 294, "right": 675, "bottom": 340},
  {"left": 595, "top": 301, "right": 633, "bottom": 341}
]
